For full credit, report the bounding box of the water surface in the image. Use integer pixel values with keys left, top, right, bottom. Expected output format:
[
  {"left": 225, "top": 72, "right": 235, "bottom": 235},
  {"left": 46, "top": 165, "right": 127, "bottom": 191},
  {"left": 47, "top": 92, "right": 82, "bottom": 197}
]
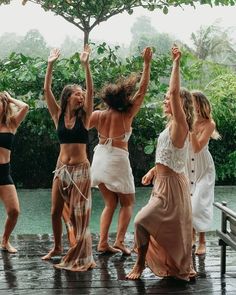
[{"left": 0, "top": 186, "right": 235, "bottom": 234}]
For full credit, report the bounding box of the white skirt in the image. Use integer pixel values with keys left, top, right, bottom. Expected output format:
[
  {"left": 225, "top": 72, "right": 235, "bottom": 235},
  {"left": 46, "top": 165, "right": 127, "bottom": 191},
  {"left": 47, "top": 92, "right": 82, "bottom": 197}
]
[
  {"left": 186, "top": 144, "right": 215, "bottom": 232},
  {"left": 91, "top": 144, "right": 135, "bottom": 194}
]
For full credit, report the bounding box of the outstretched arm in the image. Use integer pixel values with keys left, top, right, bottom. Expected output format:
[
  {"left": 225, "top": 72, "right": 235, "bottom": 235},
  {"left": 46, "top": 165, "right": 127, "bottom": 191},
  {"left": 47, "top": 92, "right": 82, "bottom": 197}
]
[
  {"left": 5, "top": 93, "right": 29, "bottom": 128},
  {"left": 80, "top": 44, "right": 93, "bottom": 126},
  {"left": 43, "top": 48, "right": 60, "bottom": 126},
  {"left": 129, "top": 47, "right": 152, "bottom": 117},
  {"left": 169, "top": 46, "right": 188, "bottom": 147}
]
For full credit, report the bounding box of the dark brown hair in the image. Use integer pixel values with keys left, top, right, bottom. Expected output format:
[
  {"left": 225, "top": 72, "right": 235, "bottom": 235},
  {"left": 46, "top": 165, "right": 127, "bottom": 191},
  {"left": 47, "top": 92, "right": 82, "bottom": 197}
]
[{"left": 100, "top": 74, "right": 140, "bottom": 112}]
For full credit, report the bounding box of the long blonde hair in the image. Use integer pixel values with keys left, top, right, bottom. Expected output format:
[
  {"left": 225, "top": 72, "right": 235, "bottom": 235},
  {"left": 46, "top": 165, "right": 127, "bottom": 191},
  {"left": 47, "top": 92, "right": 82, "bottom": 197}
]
[
  {"left": 191, "top": 90, "right": 221, "bottom": 140},
  {"left": 0, "top": 92, "right": 14, "bottom": 127}
]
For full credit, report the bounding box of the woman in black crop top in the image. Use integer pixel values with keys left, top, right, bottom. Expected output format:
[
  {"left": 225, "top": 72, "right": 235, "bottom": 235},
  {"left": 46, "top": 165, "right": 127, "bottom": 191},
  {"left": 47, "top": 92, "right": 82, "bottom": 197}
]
[
  {"left": 0, "top": 91, "right": 29, "bottom": 253},
  {"left": 42, "top": 45, "right": 96, "bottom": 271}
]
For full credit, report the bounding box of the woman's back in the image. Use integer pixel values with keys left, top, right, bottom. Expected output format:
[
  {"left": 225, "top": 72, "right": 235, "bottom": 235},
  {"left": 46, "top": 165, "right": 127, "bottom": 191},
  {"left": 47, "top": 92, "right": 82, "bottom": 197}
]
[{"left": 97, "top": 110, "right": 132, "bottom": 150}]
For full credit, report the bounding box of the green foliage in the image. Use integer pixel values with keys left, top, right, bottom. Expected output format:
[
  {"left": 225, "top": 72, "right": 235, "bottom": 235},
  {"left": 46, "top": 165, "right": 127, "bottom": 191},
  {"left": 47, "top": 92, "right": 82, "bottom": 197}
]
[
  {"left": 190, "top": 21, "right": 236, "bottom": 64},
  {"left": 130, "top": 16, "right": 175, "bottom": 55},
  {"left": 205, "top": 73, "right": 236, "bottom": 183},
  {"left": 0, "top": 43, "right": 235, "bottom": 186}
]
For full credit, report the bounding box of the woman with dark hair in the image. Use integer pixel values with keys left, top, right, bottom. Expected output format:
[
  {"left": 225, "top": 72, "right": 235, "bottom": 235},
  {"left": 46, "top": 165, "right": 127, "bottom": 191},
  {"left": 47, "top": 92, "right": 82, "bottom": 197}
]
[
  {"left": 126, "top": 46, "right": 196, "bottom": 281},
  {"left": 89, "top": 47, "right": 152, "bottom": 255},
  {"left": 186, "top": 90, "right": 220, "bottom": 255},
  {"left": 42, "top": 46, "right": 96, "bottom": 272},
  {"left": 0, "top": 91, "right": 29, "bottom": 253}
]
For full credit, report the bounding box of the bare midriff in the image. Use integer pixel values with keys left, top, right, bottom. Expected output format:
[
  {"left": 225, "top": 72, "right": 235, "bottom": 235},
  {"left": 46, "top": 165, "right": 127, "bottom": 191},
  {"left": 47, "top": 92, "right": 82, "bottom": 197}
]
[
  {"left": 58, "top": 143, "right": 88, "bottom": 165},
  {"left": 0, "top": 147, "right": 10, "bottom": 164}
]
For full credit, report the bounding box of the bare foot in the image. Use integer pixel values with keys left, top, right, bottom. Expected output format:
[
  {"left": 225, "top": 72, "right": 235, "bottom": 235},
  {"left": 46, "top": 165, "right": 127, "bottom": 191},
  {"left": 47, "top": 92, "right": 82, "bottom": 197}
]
[
  {"left": 1, "top": 242, "right": 17, "bottom": 253},
  {"left": 113, "top": 242, "right": 131, "bottom": 256},
  {"left": 97, "top": 244, "right": 121, "bottom": 254},
  {"left": 195, "top": 243, "right": 206, "bottom": 255},
  {"left": 42, "top": 248, "right": 62, "bottom": 260},
  {"left": 126, "top": 263, "right": 145, "bottom": 280}
]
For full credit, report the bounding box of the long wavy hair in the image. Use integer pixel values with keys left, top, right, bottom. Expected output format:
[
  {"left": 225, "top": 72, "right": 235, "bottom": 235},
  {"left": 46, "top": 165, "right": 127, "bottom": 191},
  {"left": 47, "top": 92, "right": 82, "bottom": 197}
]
[
  {"left": 191, "top": 90, "right": 221, "bottom": 139},
  {"left": 60, "top": 84, "right": 86, "bottom": 119},
  {"left": 0, "top": 92, "right": 13, "bottom": 126},
  {"left": 180, "top": 88, "right": 194, "bottom": 132},
  {"left": 100, "top": 74, "right": 140, "bottom": 112}
]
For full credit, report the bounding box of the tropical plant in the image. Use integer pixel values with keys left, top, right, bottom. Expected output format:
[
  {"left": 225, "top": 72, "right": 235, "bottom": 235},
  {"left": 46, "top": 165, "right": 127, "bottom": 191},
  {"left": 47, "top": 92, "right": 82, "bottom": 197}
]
[{"left": 190, "top": 21, "right": 236, "bottom": 65}]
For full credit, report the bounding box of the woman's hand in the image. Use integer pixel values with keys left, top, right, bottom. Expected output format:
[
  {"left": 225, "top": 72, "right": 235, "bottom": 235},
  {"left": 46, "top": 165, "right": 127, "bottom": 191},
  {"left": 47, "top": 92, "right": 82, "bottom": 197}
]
[
  {"left": 48, "top": 48, "right": 60, "bottom": 64},
  {"left": 171, "top": 45, "right": 181, "bottom": 62},
  {"left": 141, "top": 169, "right": 154, "bottom": 186},
  {"left": 80, "top": 44, "right": 91, "bottom": 67},
  {"left": 142, "top": 47, "right": 152, "bottom": 64}
]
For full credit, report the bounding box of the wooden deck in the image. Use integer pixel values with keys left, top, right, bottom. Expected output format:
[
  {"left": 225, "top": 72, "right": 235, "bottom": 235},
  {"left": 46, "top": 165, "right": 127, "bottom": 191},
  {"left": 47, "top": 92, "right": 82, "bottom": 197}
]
[{"left": 0, "top": 232, "right": 235, "bottom": 294}]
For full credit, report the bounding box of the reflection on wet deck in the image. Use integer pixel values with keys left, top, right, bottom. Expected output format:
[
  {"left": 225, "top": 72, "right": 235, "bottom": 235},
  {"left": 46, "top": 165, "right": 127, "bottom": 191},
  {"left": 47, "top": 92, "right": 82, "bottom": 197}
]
[{"left": 0, "top": 233, "right": 235, "bottom": 294}]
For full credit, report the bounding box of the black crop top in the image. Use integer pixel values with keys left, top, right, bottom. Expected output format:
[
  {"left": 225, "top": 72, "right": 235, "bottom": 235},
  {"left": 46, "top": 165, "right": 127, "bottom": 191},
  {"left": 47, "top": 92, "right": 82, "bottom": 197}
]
[
  {"left": 57, "top": 113, "right": 89, "bottom": 144},
  {"left": 0, "top": 132, "right": 15, "bottom": 151}
]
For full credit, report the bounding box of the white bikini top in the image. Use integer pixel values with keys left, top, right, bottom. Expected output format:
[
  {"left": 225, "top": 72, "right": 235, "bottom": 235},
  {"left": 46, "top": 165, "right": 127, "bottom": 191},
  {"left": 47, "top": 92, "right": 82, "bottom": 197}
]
[
  {"left": 98, "top": 112, "right": 132, "bottom": 144},
  {"left": 155, "top": 127, "right": 189, "bottom": 173}
]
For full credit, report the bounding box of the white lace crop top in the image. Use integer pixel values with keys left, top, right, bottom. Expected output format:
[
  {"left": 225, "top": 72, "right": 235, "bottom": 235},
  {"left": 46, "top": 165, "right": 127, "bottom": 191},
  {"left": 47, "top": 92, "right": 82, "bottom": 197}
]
[{"left": 155, "top": 127, "right": 189, "bottom": 173}]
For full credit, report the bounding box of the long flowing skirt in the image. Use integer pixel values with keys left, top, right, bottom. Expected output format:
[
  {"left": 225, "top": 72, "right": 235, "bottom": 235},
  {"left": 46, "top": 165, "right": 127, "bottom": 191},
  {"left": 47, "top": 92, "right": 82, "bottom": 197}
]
[
  {"left": 53, "top": 160, "right": 96, "bottom": 271},
  {"left": 134, "top": 171, "right": 193, "bottom": 281}
]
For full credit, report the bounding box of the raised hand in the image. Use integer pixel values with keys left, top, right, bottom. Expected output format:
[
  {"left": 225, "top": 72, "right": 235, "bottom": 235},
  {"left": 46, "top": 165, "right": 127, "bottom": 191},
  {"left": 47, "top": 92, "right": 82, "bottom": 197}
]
[
  {"left": 80, "top": 44, "right": 91, "bottom": 66},
  {"left": 142, "top": 47, "right": 152, "bottom": 64},
  {"left": 48, "top": 48, "right": 60, "bottom": 63},
  {"left": 172, "top": 45, "right": 181, "bottom": 62}
]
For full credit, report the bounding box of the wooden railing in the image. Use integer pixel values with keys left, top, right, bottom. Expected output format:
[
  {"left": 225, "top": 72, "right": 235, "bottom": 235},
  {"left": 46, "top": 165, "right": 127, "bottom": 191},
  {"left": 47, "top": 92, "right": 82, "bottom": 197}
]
[{"left": 214, "top": 201, "right": 236, "bottom": 276}]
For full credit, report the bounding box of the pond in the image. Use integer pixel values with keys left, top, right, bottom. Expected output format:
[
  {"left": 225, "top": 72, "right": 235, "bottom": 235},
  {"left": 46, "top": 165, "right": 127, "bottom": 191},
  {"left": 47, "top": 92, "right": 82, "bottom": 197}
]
[{"left": 0, "top": 186, "right": 235, "bottom": 235}]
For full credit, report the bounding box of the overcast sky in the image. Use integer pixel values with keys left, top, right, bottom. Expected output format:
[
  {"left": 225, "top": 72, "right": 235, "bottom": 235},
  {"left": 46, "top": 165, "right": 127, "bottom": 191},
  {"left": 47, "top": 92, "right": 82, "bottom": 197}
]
[{"left": 0, "top": 0, "right": 236, "bottom": 47}]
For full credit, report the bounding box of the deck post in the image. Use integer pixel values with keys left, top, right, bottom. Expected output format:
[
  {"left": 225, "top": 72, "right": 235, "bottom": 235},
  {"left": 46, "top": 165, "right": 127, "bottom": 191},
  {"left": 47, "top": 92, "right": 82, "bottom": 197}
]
[{"left": 220, "top": 201, "right": 227, "bottom": 276}]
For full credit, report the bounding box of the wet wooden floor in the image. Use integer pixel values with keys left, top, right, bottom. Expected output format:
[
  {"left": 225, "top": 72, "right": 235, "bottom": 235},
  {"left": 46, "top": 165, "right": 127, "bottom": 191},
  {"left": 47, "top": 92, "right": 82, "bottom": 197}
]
[{"left": 0, "top": 232, "right": 235, "bottom": 295}]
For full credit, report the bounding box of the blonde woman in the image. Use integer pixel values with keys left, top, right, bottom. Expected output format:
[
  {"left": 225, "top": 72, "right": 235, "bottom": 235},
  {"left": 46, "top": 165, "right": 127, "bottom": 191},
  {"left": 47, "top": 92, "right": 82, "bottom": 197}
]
[
  {"left": 42, "top": 45, "right": 96, "bottom": 272},
  {"left": 126, "top": 46, "right": 196, "bottom": 281},
  {"left": 186, "top": 91, "right": 220, "bottom": 255},
  {"left": 0, "top": 92, "right": 29, "bottom": 253}
]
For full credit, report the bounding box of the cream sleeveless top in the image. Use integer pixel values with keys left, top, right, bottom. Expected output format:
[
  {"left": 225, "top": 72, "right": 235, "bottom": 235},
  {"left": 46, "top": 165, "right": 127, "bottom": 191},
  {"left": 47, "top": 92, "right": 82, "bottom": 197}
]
[{"left": 155, "top": 127, "right": 189, "bottom": 174}]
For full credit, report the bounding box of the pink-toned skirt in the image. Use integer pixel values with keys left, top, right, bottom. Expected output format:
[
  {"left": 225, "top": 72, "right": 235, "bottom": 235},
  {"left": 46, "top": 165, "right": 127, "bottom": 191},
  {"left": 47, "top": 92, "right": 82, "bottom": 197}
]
[
  {"left": 53, "top": 160, "right": 96, "bottom": 271},
  {"left": 134, "top": 171, "right": 193, "bottom": 281}
]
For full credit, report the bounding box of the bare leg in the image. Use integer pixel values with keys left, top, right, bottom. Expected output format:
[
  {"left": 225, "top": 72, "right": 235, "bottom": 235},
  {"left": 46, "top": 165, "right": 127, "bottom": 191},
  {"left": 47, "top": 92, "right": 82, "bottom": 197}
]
[
  {"left": 97, "top": 184, "right": 121, "bottom": 253},
  {"left": 196, "top": 232, "right": 206, "bottom": 255},
  {"left": 0, "top": 185, "right": 19, "bottom": 253},
  {"left": 126, "top": 244, "right": 148, "bottom": 280},
  {"left": 42, "top": 179, "right": 65, "bottom": 260},
  {"left": 62, "top": 203, "right": 76, "bottom": 247},
  {"left": 126, "top": 223, "right": 150, "bottom": 280},
  {"left": 113, "top": 193, "right": 134, "bottom": 255}
]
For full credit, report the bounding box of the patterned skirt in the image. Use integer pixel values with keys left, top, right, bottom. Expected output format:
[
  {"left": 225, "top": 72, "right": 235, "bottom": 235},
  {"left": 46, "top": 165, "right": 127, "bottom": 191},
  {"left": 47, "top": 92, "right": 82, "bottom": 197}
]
[{"left": 53, "top": 160, "right": 96, "bottom": 271}]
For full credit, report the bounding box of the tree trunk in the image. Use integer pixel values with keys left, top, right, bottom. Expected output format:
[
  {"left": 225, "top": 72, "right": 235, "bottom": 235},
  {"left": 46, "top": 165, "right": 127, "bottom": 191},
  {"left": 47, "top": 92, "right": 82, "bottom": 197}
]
[{"left": 84, "top": 30, "right": 90, "bottom": 47}]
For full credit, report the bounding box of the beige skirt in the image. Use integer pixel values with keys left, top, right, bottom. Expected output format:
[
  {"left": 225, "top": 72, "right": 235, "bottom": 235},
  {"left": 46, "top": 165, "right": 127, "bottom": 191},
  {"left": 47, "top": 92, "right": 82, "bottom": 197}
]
[
  {"left": 134, "top": 171, "right": 193, "bottom": 281},
  {"left": 53, "top": 160, "right": 96, "bottom": 271}
]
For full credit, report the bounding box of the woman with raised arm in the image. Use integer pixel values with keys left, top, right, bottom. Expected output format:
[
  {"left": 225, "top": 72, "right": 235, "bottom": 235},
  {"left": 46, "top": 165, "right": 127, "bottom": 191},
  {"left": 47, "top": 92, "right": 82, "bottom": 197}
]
[
  {"left": 42, "top": 45, "right": 96, "bottom": 272},
  {"left": 0, "top": 92, "right": 29, "bottom": 253},
  {"left": 186, "top": 91, "right": 220, "bottom": 255},
  {"left": 89, "top": 47, "right": 152, "bottom": 255},
  {"left": 126, "top": 46, "right": 196, "bottom": 281}
]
